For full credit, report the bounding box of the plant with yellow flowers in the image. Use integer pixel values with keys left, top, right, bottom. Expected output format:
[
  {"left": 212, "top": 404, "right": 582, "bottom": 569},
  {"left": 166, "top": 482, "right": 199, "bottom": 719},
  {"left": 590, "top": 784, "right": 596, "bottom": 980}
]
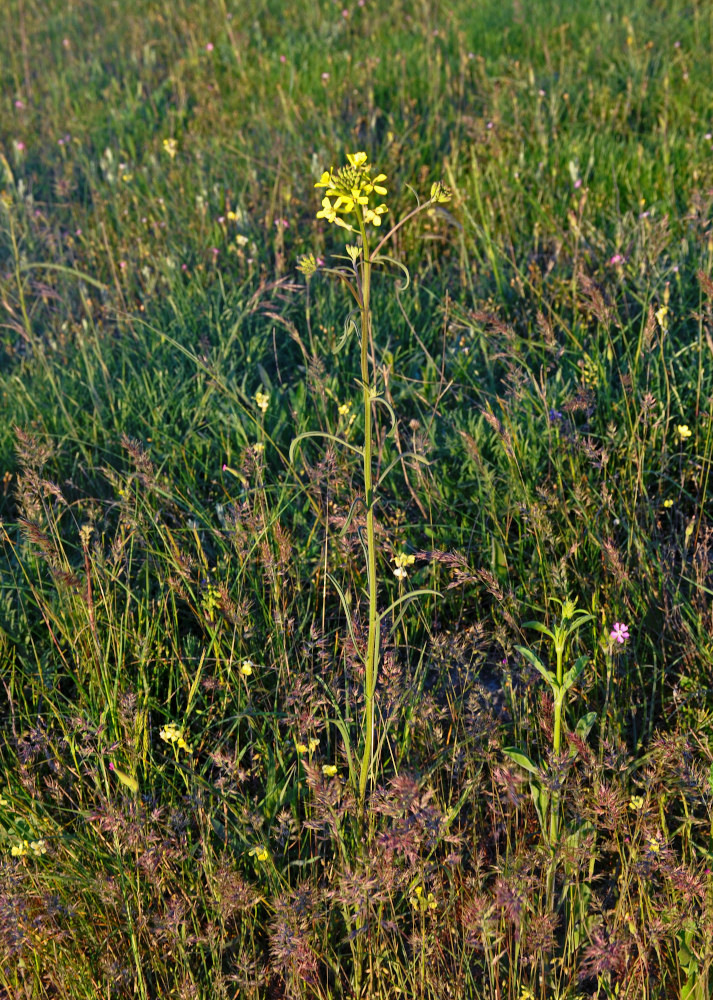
[{"left": 294, "top": 151, "right": 451, "bottom": 809}]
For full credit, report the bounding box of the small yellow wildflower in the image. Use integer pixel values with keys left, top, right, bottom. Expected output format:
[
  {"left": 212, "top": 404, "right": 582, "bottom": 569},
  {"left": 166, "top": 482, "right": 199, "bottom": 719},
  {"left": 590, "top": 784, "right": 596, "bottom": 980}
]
[
  {"left": 254, "top": 390, "right": 270, "bottom": 413},
  {"left": 227, "top": 211, "right": 237, "bottom": 221},
  {"left": 11, "top": 840, "right": 28, "bottom": 857},
  {"left": 409, "top": 885, "right": 437, "bottom": 912},
  {"left": 338, "top": 401, "right": 351, "bottom": 416},
  {"left": 346, "top": 151, "right": 368, "bottom": 167},
  {"left": 316, "top": 196, "right": 353, "bottom": 230},
  {"left": 655, "top": 305, "right": 668, "bottom": 331},
  {"left": 249, "top": 845, "right": 269, "bottom": 862},
  {"left": 628, "top": 795, "right": 645, "bottom": 811},
  {"left": 159, "top": 722, "right": 192, "bottom": 754},
  {"left": 363, "top": 204, "right": 388, "bottom": 226},
  {"left": 663, "top": 499, "right": 673, "bottom": 509},
  {"left": 322, "top": 764, "right": 338, "bottom": 777},
  {"left": 295, "top": 742, "right": 309, "bottom": 754},
  {"left": 367, "top": 173, "right": 388, "bottom": 196},
  {"left": 393, "top": 552, "right": 415, "bottom": 579},
  {"left": 121, "top": 172, "right": 133, "bottom": 183},
  {"left": 677, "top": 424, "right": 692, "bottom": 440},
  {"left": 240, "top": 660, "right": 254, "bottom": 676},
  {"left": 30, "top": 840, "right": 47, "bottom": 856},
  {"left": 0, "top": 792, "right": 9, "bottom": 808},
  {"left": 163, "top": 138, "right": 178, "bottom": 159}
]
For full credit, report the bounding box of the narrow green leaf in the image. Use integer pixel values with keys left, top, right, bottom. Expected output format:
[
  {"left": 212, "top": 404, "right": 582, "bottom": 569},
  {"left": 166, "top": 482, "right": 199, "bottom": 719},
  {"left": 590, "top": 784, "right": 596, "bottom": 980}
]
[
  {"left": 561, "top": 654, "right": 589, "bottom": 692},
  {"left": 515, "top": 645, "right": 557, "bottom": 691},
  {"left": 380, "top": 589, "right": 441, "bottom": 625},
  {"left": 522, "top": 620, "right": 555, "bottom": 641},
  {"left": 289, "top": 430, "right": 363, "bottom": 465},
  {"left": 110, "top": 764, "right": 139, "bottom": 794},
  {"left": 503, "top": 746, "right": 540, "bottom": 775},
  {"left": 575, "top": 711, "right": 597, "bottom": 741}
]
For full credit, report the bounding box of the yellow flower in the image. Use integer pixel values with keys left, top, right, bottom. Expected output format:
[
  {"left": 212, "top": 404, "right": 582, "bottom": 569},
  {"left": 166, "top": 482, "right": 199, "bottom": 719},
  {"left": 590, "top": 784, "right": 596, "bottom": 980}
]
[
  {"left": 11, "top": 840, "right": 28, "bottom": 857},
  {"left": 346, "top": 151, "right": 368, "bottom": 167},
  {"left": 160, "top": 722, "right": 192, "bottom": 753},
  {"left": 316, "top": 196, "right": 338, "bottom": 223},
  {"left": 308, "top": 737, "right": 319, "bottom": 752},
  {"left": 315, "top": 170, "right": 333, "bottom": 189},
  {"left": 334, "top": 195, "right": 356, "bottom": 213},
  {"left": 393, "top": 552, "right": 415, "bottom": 579},
  {"left": 677, "top": 425, "right": 692, "bottom": 440},
  {"left": 30, "top": 840, "right": 47, "bottom": 856},
  {"left": 363, "top": 204, "right": 388, "bottom": 226},
  {"left": 313, "top": 153, "right": 388, "bottom": 231},
  {"left": 368, "top": 174, "right": 388, "bottom": 196},
  {"left": 655, "top": 305, "right": 668, "bottom": 330},
  {"left": 254, "top": 390, "right": 270, "bottom": 413},
  {"left": 322, "top": 764, "right": 338, "bottom": 777},
  {"left": 345, "top": 245, "right": 361, "bottom": 263},
  {"left": 163, "top": 138, "right": 178, "bottom": 159},
  {"left": 295, "top": 742, "right": 309, "bottom": 754},
  {"left": 0, "top": 793, "right": 9, "bottom": 808},
  {"left": 409, "top": 885, "right": 437, "bottom": 911},
  {"left": 316, "top": 196, "right": 354, "bottom": 230},
  {"left": 240, "top": 660, "right": 254, "bottom": 676},
  {"left": 663, "top": 499, "right": 673, "bottom": 509},
  {"left": 249, "top": 846, "right": 269, "bottom": 862},
  {"left": 628, "top": 795, "right": 645, "bottom": 811},
  {"left": 338, "top": 401, "right": 352, "bottom": 416}
]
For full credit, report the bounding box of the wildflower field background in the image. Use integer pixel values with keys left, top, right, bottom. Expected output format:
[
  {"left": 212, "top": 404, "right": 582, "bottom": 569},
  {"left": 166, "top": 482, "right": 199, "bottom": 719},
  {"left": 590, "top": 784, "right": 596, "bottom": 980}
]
[{"left": 2, "top": 0, "right": 713, "bottom": 996}]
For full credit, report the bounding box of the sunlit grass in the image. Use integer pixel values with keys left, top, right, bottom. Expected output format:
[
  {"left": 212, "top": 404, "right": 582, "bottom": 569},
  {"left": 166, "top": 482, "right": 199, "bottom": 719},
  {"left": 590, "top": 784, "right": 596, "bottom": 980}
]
[{"left": 1, "top": 0, "right": 713, "bottom": 997}]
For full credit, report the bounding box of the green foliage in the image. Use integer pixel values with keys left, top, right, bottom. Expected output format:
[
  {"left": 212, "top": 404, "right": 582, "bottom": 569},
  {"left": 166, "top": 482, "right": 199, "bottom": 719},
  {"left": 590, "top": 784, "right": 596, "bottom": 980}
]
[{"left": 2, "top": 0, "right": 713, "bottom": 997}]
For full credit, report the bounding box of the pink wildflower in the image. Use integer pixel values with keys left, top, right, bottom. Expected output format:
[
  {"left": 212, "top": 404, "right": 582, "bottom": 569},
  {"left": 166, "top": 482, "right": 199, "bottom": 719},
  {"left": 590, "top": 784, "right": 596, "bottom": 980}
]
[{"left": 610, "top": 622, "right": 630, "bottom": 644}]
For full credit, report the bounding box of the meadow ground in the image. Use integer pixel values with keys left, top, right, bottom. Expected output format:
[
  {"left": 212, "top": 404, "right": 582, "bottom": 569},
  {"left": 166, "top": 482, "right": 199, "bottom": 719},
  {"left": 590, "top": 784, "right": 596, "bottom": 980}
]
[{"left": 1, "top": 0, "right": 713, "bottom": 997}]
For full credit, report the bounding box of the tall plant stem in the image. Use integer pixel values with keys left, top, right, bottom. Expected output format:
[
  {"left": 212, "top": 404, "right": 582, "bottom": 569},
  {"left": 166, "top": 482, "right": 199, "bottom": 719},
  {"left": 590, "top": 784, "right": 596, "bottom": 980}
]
[
  {"left": 357, "top": 227, "right": 379, "bottom": 810},
  {"left": 549, "top": 642, "right": 564, "bottom": 849}
]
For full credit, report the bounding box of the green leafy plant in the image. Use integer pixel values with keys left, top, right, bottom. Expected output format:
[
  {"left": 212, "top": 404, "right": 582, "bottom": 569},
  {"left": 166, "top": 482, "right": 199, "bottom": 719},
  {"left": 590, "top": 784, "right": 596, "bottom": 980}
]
[
  {"left": 292, "top": 152, "right": 452, "bottom": 810},
  {"left": 505, "top": 600, "right": 595, "bottom": 848}
]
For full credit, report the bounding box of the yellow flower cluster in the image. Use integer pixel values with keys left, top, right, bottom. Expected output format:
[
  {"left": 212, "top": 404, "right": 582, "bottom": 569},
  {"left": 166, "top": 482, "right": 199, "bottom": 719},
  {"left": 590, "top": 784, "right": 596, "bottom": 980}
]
[
  {"left": 296, "top": 737, "right": 319, "bottom": 754},
  {"left": 393, "top": 552, "right": 415, "bottom": 580},
  {"left": 409, "top": 885, "right": 437, "bottom": 912},
  {"left": 254, "top": 390, "right": 270, "bottom": 413},
  {"left": 11, "top": 839, "right": 46, "bottom": 857},
  {"left": 315, "top": 151, "right": 389, "bottom": 231},
  {"left": 159, "top": 722, "right": 192, "bottom": 754}
]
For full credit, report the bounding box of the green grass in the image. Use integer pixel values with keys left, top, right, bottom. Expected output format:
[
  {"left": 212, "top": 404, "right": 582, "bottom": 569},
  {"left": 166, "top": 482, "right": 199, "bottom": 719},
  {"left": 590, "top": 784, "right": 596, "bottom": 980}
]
[{"left": 2, "top": 0, "right": 713, "bottom": 997}]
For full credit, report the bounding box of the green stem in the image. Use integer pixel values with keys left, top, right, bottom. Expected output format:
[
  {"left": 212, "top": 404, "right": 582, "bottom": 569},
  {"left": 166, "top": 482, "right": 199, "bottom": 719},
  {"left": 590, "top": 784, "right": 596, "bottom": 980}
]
[
  {"left": 550, "top": 641, "right": 565, "bottom": 844},
  {"left": 357, "top": 223, "right": 380, "bottom": 810}
]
